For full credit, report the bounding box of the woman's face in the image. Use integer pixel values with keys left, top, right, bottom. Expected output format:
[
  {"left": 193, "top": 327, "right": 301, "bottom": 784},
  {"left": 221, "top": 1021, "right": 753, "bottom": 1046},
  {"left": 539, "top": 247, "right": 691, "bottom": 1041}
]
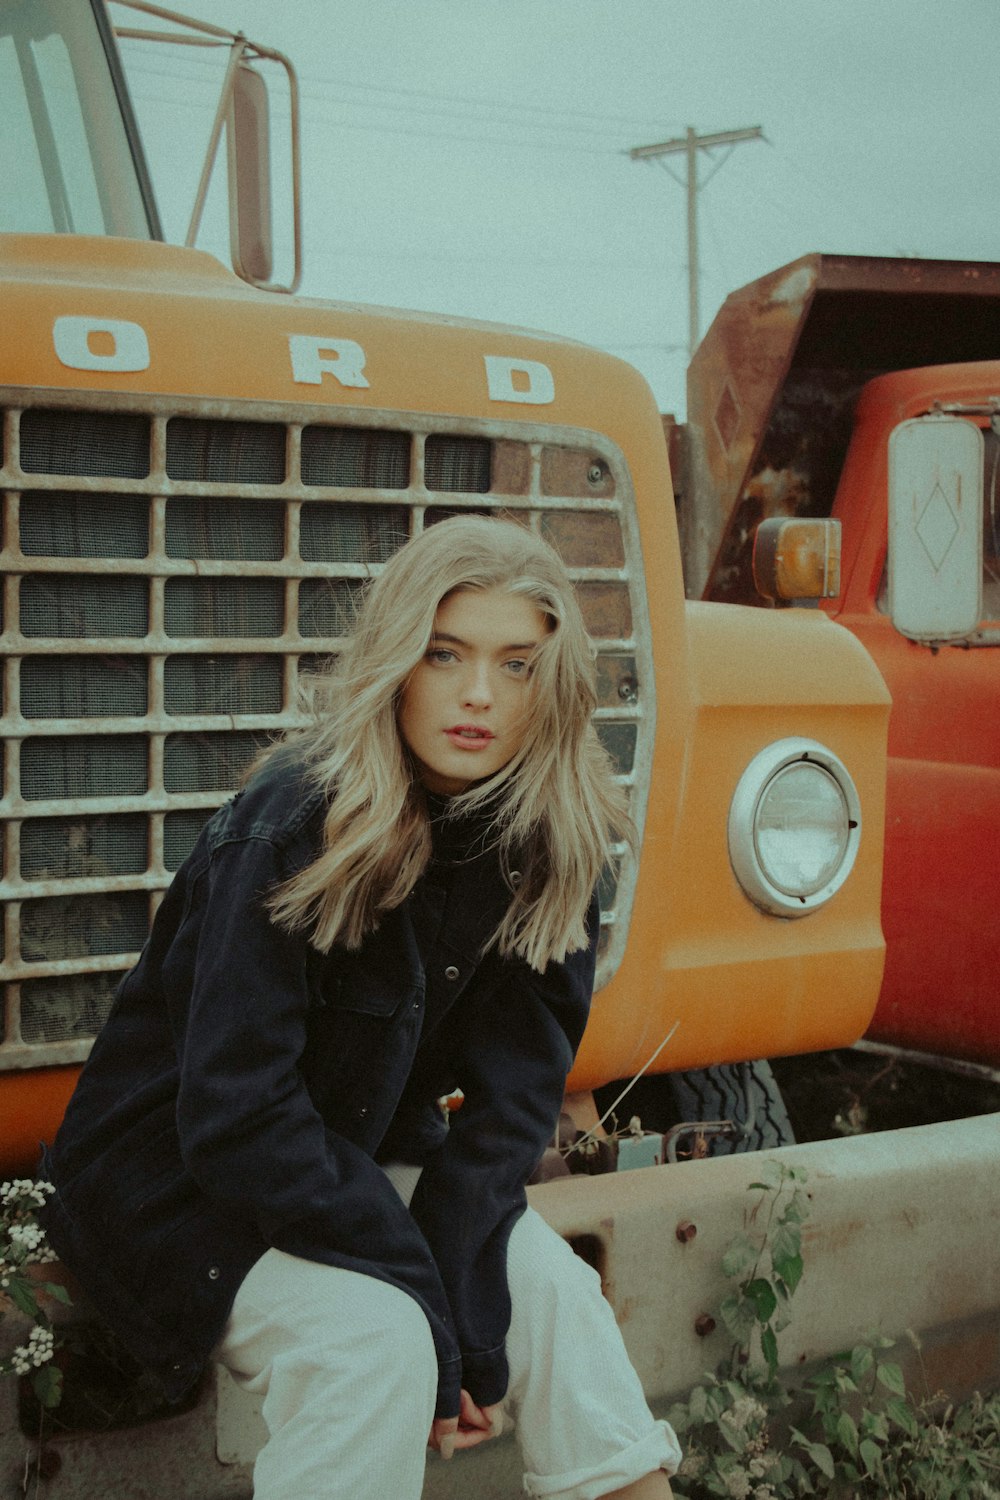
[{"left": 398, "top": 585, "right": 549, "bottom": 794}]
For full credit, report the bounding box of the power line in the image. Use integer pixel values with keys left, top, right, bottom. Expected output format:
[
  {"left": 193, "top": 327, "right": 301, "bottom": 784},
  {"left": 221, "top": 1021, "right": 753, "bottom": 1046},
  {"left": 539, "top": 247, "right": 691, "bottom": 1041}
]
[
  {"left": 296, "top": 78, "right": 685, "bottom": 138},
  {"left": 129, "top": 86, "right": 634, "bottom": 156},
  {"left": 122, "top": 56, "right": 667, "bottom": 157},
  {"left": 117, "top": 43, "right": 686, "bottom": 149}
]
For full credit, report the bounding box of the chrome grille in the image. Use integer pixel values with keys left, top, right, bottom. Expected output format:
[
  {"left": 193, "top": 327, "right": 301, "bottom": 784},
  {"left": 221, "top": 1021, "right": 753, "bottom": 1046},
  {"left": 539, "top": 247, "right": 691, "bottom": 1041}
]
[
  {"left": 166, "top": 496, "right": 283, "bottom": 560},
  {"left": 20, "top": 574, "right": 149, "bottom": 637},
  {"left": 20, "top": 492, "right": 148, "bottom": 557},
  {"left": 163, "top": 656, "right": 282, "bottom": 716},
  {"left": 21, "top": 656, "right": 148, "bottom": 718},
  {"left": 424, "top": 434, "right": 491, "bottom": 492},
  {"left": 166, "top": 418, "right": 285, "bottom": 484},
  {"left": 20, "top": 735, "right": 148, "bottom": 801},
  {"left": 0, "top": 394, "right": 652, "bottom": 1069},
  {"left": 19, "top": 409, "right": 150, "bottom": 478},
  {"left": 299, "top": 503, "right": 406, "bottom": 562},
  {"left": 301, "top": 425, "right": 410, "bottom": 488},
  {"left": 20, "top": 814, "right": 147, "bottom": 879}
]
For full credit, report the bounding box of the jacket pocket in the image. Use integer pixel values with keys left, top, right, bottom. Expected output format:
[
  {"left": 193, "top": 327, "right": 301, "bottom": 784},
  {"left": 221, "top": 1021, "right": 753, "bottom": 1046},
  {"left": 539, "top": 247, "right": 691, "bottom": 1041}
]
[
  {"left": 320, "top": 945, "right": 420, "bottom": 1017},
  {"left": 302, "top": 956, "right": 422, "bottom": 1129},
  {"left": 56, "top": 1103, "right": 180, "bottom": 1220}
]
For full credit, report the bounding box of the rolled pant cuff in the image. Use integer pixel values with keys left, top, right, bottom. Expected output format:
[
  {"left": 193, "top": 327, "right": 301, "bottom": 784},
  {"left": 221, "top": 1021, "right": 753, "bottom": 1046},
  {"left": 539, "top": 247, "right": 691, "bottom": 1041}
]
[{"left": 522, "top": 1420, "right": 682, "bottom": 1500}]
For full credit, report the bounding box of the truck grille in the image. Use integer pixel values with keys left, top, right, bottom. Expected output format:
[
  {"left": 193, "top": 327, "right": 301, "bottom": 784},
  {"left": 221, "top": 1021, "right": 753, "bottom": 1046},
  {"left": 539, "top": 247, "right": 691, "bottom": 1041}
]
[{"left": 0, "top": 394, "right": 652, "bottom": 1069}]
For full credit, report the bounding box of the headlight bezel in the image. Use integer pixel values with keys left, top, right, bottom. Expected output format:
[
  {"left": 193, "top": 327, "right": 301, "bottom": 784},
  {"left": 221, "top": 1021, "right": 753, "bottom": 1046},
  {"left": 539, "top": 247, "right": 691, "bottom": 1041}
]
[{"left": 728, "top": 737, "right": 862, "bottom": 917}]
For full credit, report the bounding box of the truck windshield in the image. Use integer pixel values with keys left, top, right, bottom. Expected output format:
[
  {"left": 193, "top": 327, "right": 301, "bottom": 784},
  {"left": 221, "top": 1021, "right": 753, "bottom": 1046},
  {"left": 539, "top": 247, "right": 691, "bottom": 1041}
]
[{"left": 0, "top": 0, "right": 151, "bottom": 237}]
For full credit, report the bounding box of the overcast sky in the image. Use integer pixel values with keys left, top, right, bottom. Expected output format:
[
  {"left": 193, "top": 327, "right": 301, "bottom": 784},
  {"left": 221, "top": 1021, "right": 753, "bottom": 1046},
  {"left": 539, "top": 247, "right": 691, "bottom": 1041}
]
[{"left": 112, "top": 0, "right": 999, "bottom": 416}]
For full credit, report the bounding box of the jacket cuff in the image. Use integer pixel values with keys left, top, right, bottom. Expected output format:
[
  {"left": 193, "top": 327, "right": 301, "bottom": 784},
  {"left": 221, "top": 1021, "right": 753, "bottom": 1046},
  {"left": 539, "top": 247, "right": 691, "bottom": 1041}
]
[
  {"left": 434, "top": 1354, "right": 464, "bottom": 1420},
  {"left": 460, "top": 1344, "right": 509, "bottom": 1409}
]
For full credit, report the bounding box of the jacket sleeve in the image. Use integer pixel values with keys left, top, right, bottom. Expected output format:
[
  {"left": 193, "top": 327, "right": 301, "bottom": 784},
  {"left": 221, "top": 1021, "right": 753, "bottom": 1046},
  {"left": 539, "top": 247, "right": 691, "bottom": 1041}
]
[
  {"left": 405, "top": 891, "right": 599, "bottom": 1408},
  {"left": 168, "top": 831, "right": 465, "bottom": 1415}
]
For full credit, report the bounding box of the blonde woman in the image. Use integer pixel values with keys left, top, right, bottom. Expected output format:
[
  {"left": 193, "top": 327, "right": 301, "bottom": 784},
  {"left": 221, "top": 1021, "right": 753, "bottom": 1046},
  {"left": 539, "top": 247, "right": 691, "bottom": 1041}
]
[{"left": 41, "top": 517, "right": 680, "bottom": 1499}]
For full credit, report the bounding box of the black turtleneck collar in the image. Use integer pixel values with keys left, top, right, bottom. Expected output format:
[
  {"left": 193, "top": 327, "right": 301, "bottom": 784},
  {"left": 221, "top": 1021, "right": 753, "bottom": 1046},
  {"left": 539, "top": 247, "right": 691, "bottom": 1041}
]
[{"left": 423, "top": 789, "right": 502, "bottom": 868}]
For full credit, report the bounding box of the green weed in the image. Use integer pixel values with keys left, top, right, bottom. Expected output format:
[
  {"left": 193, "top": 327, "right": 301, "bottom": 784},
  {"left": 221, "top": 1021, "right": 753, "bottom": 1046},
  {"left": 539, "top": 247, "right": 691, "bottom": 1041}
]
[{"left": 667, "top": 1163, "right": 1000, "bottom": 1499}]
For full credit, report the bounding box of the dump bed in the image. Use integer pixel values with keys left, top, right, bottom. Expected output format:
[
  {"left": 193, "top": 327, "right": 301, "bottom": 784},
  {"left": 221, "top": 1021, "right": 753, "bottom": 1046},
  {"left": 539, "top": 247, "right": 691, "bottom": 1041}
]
[{"left": 682, "top": 252, "right": 1000, "bottom": 601}]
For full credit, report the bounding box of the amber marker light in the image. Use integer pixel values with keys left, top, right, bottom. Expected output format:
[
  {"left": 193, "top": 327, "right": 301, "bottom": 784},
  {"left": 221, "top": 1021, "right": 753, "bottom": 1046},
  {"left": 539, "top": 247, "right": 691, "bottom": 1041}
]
[{"left": 752, "top": 517, "right": 842, "bottom": 601}]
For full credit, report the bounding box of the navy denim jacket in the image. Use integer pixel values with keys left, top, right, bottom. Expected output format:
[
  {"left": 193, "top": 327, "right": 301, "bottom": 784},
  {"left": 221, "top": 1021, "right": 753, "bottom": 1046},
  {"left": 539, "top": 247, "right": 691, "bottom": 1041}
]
[{"left": 40, "top": 751, "right": 597, "bottom": 1419}]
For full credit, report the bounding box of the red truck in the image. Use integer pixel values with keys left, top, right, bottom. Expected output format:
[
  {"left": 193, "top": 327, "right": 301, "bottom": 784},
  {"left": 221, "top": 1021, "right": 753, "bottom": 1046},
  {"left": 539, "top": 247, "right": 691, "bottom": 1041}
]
[{"left": 675, "top": 252, "right": 1000, "bottom": 1068}]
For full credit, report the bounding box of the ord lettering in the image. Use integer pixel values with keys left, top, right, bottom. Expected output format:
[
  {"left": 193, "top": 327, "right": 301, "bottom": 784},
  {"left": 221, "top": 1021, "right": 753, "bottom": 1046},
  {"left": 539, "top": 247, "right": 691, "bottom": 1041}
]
[{"left": 48, "top": 318, "right": 556, "bottom": 404}]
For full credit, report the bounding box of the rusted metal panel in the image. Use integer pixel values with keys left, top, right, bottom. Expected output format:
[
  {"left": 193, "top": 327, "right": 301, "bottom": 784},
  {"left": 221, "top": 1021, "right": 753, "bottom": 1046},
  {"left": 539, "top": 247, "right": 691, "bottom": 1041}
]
[
  {"left": 682, "top": 253, "right": 1000, "bottom": 603},
  {"left": 682, "top": 255, "right": 820, "bottom": 599},
  {"left": 540, "top": 445, "right": 616, "bottom": 500}
]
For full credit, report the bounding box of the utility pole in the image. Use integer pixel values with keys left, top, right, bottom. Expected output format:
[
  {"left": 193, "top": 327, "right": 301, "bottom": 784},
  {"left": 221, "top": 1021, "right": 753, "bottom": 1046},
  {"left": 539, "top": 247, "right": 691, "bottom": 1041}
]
[{"left": 629, "top": 126, "right": 763, "bottom": 357}]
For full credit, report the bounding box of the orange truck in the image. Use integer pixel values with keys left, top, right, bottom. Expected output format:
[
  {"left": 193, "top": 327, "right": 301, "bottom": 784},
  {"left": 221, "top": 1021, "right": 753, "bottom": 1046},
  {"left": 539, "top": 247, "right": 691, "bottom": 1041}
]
[
  {"left": 676, "top": 254, "right": 1000, "bottom": 1068},
  {"left": 0, "top": 7, "right": 997, "bottom": 1498}
]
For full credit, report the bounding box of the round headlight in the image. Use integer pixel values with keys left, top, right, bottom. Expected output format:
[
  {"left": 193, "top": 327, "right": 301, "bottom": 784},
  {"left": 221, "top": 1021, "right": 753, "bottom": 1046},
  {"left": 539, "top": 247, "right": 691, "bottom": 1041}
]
[{"left": 728, "top": 738, "right": 861, "bottom": 916}]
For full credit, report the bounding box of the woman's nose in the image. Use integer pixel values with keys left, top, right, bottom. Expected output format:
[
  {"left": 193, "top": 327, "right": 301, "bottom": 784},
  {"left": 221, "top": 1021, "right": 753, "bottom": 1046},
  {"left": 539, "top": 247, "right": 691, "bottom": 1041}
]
[{"left": 461, "top": 662, "right": 492, "bottom": 708}]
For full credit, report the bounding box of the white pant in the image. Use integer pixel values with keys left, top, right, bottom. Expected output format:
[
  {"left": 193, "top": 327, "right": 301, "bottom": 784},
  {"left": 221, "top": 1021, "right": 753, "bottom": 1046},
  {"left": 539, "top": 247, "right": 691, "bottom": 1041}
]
[{"left": 215, "top": 1168, "right": 680, "bottom": 1500}]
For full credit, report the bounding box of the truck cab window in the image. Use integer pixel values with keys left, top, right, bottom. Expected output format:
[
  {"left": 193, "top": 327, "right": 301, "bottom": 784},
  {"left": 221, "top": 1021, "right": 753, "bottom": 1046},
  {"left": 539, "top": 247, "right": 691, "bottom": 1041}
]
[{"left": 0, "top": 0, "right": 149, "bottom": 237}]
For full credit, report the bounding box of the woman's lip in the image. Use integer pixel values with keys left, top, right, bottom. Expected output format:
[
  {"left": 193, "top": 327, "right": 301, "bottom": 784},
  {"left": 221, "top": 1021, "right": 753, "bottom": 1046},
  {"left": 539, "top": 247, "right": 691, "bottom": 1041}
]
[{"left": 445, "top": 726, "right": 495, "bottom": 745}]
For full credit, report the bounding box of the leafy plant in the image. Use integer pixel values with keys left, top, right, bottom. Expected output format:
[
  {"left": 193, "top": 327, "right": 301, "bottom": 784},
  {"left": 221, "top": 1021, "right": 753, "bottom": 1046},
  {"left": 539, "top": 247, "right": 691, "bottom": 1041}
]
[
  {"left": 0, "top": 1180, "right": 69, "bottom": 1410},
  {"left": 717, "top": 1157, "right": 808, "bottom": 1379},
  {"left": 795, "top": 1340, "right": 1000, "bottom": 1499},
  {"left": 667, "top": 1163, "right": 1000, "bottom": 1499}
]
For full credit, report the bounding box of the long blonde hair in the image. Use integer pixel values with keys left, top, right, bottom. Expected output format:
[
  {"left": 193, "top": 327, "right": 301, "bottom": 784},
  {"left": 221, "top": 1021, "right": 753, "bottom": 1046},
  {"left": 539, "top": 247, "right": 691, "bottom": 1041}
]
[{"left": 268, "top": 515, "right": 630, "bottom": 970}]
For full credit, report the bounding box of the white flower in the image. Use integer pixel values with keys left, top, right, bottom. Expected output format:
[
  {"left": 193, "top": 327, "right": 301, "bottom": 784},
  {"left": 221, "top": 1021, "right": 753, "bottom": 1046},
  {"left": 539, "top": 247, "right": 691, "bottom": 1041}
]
[
  {"left": 749, "top": 1453, "right": 779, "bottom": 1478},
  {"left": 7, "top": 1326, "right": 54, "bottom": 1374},
  {"left": 721, "top": 1394, "right": 767, "bottom": 1435},
  {"left": 9, "top": 1223, "right": 44, "bottom": 1251},
  {"left": 1, "top": 1179, "right": 54, "bottom": 1209},
  {"left": 723, "top": 1468, "right": 752, "bottom": 1500}
]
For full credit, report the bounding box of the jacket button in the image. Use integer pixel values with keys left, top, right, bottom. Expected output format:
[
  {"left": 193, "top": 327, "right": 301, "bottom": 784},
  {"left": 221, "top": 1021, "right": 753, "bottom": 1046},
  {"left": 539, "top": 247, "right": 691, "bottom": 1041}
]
[
  {"left": 444, "top": 965, "right": 460, "bottom": 981},
  {"left": 207, "top": 1266, "right": 220, "bottom": 1281}
]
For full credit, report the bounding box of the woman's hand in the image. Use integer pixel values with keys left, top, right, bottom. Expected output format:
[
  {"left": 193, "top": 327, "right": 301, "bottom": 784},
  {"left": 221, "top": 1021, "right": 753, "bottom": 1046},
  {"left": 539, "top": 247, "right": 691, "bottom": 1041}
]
[{"left": 429, "top": 1388, "right": 503, "bottom": 1459}]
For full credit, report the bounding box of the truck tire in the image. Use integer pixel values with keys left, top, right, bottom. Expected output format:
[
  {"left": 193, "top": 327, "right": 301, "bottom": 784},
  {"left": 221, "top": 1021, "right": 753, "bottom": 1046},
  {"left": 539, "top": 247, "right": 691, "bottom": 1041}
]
[
  {"left": 593, "top": 1059, "right": 794, "bottom": 1158},
  {"left": 664, "top": 1061, "right": 794, "bottom": 1153}
]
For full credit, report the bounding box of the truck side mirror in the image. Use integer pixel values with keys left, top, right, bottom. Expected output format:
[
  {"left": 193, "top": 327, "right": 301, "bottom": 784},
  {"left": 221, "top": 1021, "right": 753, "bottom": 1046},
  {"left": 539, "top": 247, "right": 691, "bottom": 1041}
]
[
  {"left": 888, "top": 415, "right": 983, "bottom": 641},
  {"left": 181, "top": 32, "right": 301, "bottom": 294},
  {"left": 228, "top": 63, "right": 273, "bottom": 285},
  {"left": 752, "top": 517, "right": 841, "bottom": 601}
]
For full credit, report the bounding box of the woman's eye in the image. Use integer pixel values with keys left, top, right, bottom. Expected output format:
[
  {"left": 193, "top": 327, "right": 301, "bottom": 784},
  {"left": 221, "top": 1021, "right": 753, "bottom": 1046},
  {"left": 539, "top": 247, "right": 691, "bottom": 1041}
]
[
  {"left": 427, "top": 647, "right": 456, "bottom": 665},
  {"left": 505, "top": 658, "right": 530, "bottom": 676}
]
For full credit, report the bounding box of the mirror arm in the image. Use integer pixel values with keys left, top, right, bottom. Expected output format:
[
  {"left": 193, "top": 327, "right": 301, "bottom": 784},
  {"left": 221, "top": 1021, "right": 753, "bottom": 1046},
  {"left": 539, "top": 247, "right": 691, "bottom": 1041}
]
[{"left": 185, "top": 36, "right": 247, "bottom": 250}]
